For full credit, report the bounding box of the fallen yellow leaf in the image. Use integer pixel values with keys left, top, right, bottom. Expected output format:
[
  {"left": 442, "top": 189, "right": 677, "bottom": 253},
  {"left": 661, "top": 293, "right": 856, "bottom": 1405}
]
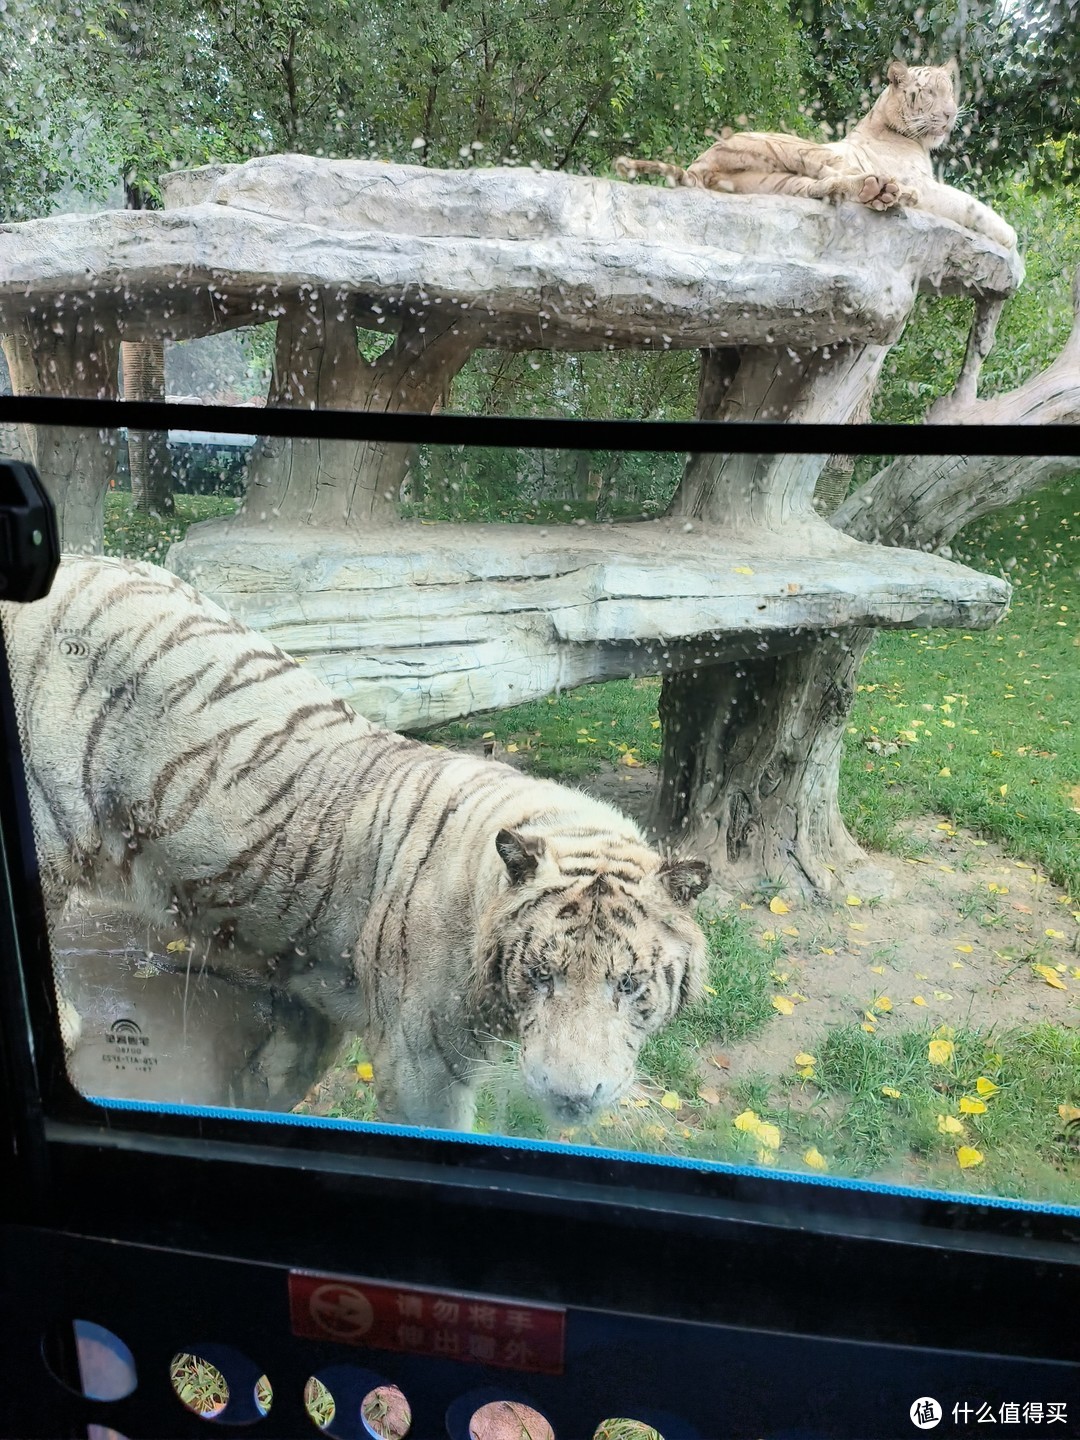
[
  {"left": 849, "top": 921, "right": 867, "bottom": 931},
  {"left": 937, "top": 1114, "right": 965, "bottom": 1135},
  {"left": 733, "top": 565, "right": 755, "bottom": 576},
  {"left": 975, "top": 1077, "right": 999, "bottom": 1096},
  {"left": 873, "top": 995, "right": 892, "bottom": 1013},
  {"left": 820, "top": 947, "right": 835, "bottom": 955},
  {"left": 912, "top": 995, "right": 927, "bottom": 1006},
  {"left": 756, "top": 1121, "right": 781, "bottom": 1151},
  {"left": 794, "top": 1052, "right": 817, "bottom": 1066},
  {"left": 956, "top": 1146, "right": 984, "bottom": 1169},
  {"left": 165, "top": 939, "right": 189, "bottom": 953},
  {"left": 796, "top": 1066, "right": 815, "bottom": 1079},
  {"left": 761, "top": 930, "right": 777, "bottom": 942},
  {"left": 870, "top": 965, "right": 885, "bottom": 975},
  {"left": 734, "top": 1109, "right": 760, "bottom": 1132},
  {"left": 660, "top": 1091, "right": 681, "bottom": 1111},
  {"left": 938, "top": 767, "right": 951, "bottom": 777},
  {"left": 803, "top": 1146, "right": 828, "bottom": 1172},
  {"left": 881, "top": 1086, "right": 902, "bottom": 1098},
  {"left": 959, "top": 1096, "right": 987, "bottom": 1114},
  {"left": 929, "top": 1039, "right": 955, "bottom": 1065},
  {"left": 756, "top": 1148, "right": 777, "bottom": 1166},
  {"left": 1033, "top": 964, "right": 1068, "bottom": 990},
  {"left": 356, "top": 1062, "right": 375, "bottom": 1083},
  {"left": 505, "top": 742, "right": 519, "bottom": 753},
  {"left": 1059, "top": 1104, "right": 1080, "bottom": 1125},
  {"left": 702, "top": 984, "right": 718, "bottom": 996},
  {"left": 861, "top": 1022, "right": 876, "bottom": 1033},
  {"left": 641, "top": 1124, "right": 666, "bottom": 1143},
  {"left": 772, "top": 995, "right": 795, "bottom": 1015},
  {"left": 769, "top": 896, "right": 791, "bottom": 915},
  {"left": 1045, "top": 928, "right": 1066, "bottom": 940},
  {"left": 781, "top": 926, "right": 799, "bottom": 937},
  {"left": 999, "top": 784, "right": 1008, "bottom": 797},
  {"left": 845, "top": 895, "right": 862, "bottom": 907},
  {"left": 955, "top": 943, "right": 974, "bottom": 954},
  {"left": 933, "top": 991, "right": 953, "bottom": 1002}
]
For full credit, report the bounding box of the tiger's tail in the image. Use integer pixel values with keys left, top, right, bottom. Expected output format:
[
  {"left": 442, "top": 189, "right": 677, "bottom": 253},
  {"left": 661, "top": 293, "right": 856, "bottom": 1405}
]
[{"left": 614, "top": 155, "right": 694, "bottom": 187}]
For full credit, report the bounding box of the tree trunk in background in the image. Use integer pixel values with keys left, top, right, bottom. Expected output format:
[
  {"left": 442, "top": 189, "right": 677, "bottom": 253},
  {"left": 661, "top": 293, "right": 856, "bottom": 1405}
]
[{"left": 121, "top": 338, "right": 174, "bottom": 515}]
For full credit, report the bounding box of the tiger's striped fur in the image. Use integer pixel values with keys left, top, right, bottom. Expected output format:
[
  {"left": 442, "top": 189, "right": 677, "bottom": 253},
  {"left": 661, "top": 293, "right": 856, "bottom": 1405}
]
[
  {"left": 2, "top": 555, "right": 709, "bottom": 1130},
  {"left": 615, "top": 60, "right": 1016, "bottom": 250}
]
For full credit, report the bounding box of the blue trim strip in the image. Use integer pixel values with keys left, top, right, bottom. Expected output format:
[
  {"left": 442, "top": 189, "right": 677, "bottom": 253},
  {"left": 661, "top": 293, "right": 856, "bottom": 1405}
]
[{"left": 84, "top": 1094, "right": 1080, "bottom": 1218}]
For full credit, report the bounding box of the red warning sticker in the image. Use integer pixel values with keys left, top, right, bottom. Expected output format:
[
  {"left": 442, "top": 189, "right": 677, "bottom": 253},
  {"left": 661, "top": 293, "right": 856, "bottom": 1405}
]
[{"left": 288, "top": 1271, "right": 566, "bottom": 1375}]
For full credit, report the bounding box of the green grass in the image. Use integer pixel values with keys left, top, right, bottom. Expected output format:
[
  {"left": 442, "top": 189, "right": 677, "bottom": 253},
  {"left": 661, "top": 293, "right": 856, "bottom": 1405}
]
[
  {"left": 422, "top": 676, "right": 664, "bottom": 780},
  {"left": 104, "top": 492, "right": 238, "bottom": 565},
  {"left": 639, "top": 913, "right": 775, "bottom": 1094},
  {"left": 840, "top": 481, "right": 1080, "bottom": 894},
  {"left": 744, "top": 1022, "right": 1080, "bottom": 1204}
]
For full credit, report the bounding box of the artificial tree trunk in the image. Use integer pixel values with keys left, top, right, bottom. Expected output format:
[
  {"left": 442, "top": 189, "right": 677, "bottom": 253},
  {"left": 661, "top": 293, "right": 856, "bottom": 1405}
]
[
  {"left": 653, "top": 340, "right": 888, "bottom": 890},
  {"left": 239, "top": 297, "right": 480, "bottom": 529},
  {"left": 121, "top": 338, "right": 173, "bottom": 515},
  {"left": 653, "top": 275, "right": 1080, "bottom": 895},
  {"left": 0, "top": 324, "right": 120, "bottom": 552}
]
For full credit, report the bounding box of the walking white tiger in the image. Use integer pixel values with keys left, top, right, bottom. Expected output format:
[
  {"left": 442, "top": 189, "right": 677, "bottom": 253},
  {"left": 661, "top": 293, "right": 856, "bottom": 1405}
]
[{"left": 1, "top": 555, "right": 709, "bottom": 1130}]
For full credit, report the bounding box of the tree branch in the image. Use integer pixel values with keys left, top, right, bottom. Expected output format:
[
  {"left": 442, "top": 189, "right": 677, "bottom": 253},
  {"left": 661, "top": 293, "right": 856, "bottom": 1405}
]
[{"left": 835, "top": 267, "right": 1080, "bottom": 550}]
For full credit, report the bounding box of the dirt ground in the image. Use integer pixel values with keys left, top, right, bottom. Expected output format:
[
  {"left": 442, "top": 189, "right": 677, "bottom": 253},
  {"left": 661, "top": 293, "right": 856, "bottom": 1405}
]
[{"left": 582, "top": 763, "right": 1079, "bottom": 1084}]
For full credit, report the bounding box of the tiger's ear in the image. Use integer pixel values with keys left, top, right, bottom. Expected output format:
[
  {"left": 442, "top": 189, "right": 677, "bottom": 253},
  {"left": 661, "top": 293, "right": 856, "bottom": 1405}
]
[
  {"left": 944, "top": 56, "right": 960, "bottom": 91},
  {"left": 658, "top": 857, "right": 710, "bottom": 904},
  {"left": 496, "top": 829, "right": 543, "bottom": 886},
  {"left": 887, "top": 59, "right": 909, "bottom": 86}
]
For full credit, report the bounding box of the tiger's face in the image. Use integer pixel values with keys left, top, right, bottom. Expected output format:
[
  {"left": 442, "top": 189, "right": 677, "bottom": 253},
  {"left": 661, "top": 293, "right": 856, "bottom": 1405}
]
[
  {"left": 478, "top": 828, "right": 709, "bottom": 1125},
  {"left": 883, "top": 59, "right": 960, "bottom": 149}
]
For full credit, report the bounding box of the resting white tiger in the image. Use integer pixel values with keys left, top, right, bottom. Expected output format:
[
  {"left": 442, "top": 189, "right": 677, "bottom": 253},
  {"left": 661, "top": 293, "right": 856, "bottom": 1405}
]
[
  {"left": 616, "top": 59, "right": 1017, "bottom": 250},
  {"left": 2, "top": 555, "right": 709, "bottom": 1130}
]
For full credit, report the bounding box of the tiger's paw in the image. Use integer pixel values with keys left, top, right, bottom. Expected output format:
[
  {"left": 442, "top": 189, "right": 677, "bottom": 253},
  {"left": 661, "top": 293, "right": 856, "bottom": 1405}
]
[{"left": 855, "top": 174, "right": 904, "bottom": 210}]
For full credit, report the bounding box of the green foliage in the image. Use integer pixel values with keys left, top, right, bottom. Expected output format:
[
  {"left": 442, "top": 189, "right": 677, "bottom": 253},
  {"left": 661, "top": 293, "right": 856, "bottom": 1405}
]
[
  {"left": 3, "top": 0, "right": 807, "bottom": 221},
  {"left": 872, "top": 176, "right": 1080, "bottom": 425}
]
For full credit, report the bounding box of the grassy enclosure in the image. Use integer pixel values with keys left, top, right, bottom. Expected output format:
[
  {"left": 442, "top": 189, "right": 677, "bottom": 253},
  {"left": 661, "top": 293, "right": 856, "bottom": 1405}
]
[{"left": 103, "top": 472, "right": 1080, "bottom": 1204}]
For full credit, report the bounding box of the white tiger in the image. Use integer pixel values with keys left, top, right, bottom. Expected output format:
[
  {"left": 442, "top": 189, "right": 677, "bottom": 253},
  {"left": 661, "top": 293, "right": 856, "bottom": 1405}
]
[
  {"left": 615, "top": 59, "right": 1017, "bottom": 250},
  {"left": 2, "top": 555, "right": 709, "bottom": 1130}
]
